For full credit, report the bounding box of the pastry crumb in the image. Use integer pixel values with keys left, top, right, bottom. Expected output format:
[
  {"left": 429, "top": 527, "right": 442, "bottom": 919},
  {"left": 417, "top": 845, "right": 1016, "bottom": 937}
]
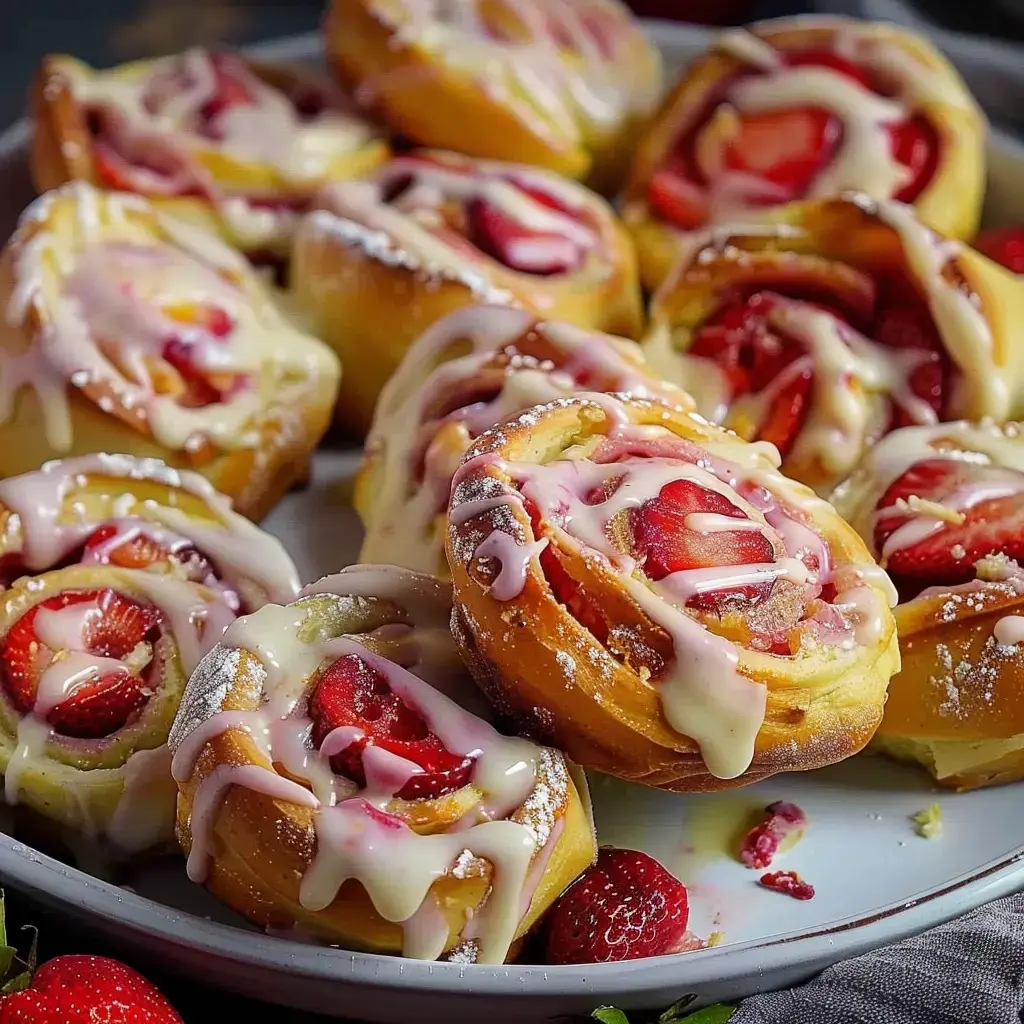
[{"left": 912, "top": 803, "right": 943, "bottom": 839}]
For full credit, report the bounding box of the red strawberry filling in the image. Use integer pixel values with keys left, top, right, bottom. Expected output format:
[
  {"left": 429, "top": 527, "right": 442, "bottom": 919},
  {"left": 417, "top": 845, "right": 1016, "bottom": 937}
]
[
  {"left": 308, "top": 653, "right": 474, "bottom": 801},
  {"left": 0, "top": 589, "right": 161, "bottom": 739},
  {"left": 759, "top": 869, "right": 815, "bottom": 900},
  {"left": 688, "top": 287, "right": 947, "bottom": 454},
  {"left": 739, "top": 800, "right": 807, "bottom": 869},
  {"left": 633, "top": 479, "right": 777, "bottom": 597},
  {"left": 541, "top": 848, "right": 691, "bottom": 964},
  {"left": 650, "top": 47, "right": 938, "bottom": 228},
  {"left": 82, "top": 524, "right": 217, "bottom": 586},
  {"left": 974, "top": 226, "right": 1024, "bottom": 275},
  {"left": 159, "top": 306, "right": 247, "bottom": 408},
  {"left": 874, "top": 458, "right": 1024, "bottom": 599}
]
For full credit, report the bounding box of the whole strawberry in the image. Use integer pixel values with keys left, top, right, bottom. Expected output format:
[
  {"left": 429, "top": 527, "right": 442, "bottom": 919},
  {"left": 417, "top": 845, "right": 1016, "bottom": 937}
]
[
  {"left": 0, "top": 955, "right": 182, "bottom": 1023},
  {"left": 542, "top": 847, "right": 691, "bottom": 964}
]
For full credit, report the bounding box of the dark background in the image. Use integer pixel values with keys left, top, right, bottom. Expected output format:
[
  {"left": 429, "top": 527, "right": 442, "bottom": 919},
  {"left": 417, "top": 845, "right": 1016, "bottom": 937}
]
[{"left": 0, "top": 0, "right": 1020, "bottom": 1020}]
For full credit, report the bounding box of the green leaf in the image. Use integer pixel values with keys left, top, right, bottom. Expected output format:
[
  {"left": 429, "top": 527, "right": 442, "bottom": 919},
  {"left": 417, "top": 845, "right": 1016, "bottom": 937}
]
[
  {"left": 20, "top": 927, "right": 37, "bottom": 973},
  {"left": 0, "top": 969, "right": 31, "bottom": 995},
  {"left": 658, "top": 995, "right": 697, "bottom": 1022},
  {"left": 592, "top": 1008, "right": 631, "bottom": 1024},
  {"left": 669, "top": 1005, "right": 735, "bottom": 1024},
  {"left": 0, "top": 891, "right": 7, "bottom": 948}
]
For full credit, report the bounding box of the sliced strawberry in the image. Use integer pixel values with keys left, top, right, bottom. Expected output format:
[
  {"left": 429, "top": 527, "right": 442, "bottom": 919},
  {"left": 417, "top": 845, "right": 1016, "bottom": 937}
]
[
  {"left": 739, "top": 800, "right": 807, "bottom": 869},
  {"left": 647, "top": 165, "right": 707, "bottom": 230},
  {"left": 724, "top": 108, "right": 839, "bottom": 200},
  {"left": 633, "top": 478, "right": 776, "bottom": 590},
  {"left": 875, "top": 458, "right": 1024, "bottom": 597},
  {"left": 759, "top": 869, "right": 815, "bottom": 900},
  {"left": 754, "top": 364, "right": 814, "bottom": 458},
  {"left": 82, "top": 524, "right": 216, "bottom": 585},
  {"left": 92, "top": 142, "right": 144, "bottom": 192},
  {"left": 1, "top": 589, "right": 160, "bottom": 738},
  {"left": 974, "top": 226, "right": 1024, "bottom": 275},
  {"left": 308, "top": 654, "right": 473, "bottom": 800},
  {"left": 889, "top": 115, "right": 938, "bottom": 203},
  {"left": 161, "top": 342, "right": 223, "bottom": 408},
  {"left": 541, "top": 848, "right": 691, "bottom": 964},
  {"left": 466, "top": 198, "right": 583, "bottom": 276}
]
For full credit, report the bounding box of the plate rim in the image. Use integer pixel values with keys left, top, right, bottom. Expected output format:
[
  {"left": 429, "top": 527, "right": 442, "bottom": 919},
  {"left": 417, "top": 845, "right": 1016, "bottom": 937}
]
[{"left": 0, "top": 21, "right": 1023, "bottom": 1009}]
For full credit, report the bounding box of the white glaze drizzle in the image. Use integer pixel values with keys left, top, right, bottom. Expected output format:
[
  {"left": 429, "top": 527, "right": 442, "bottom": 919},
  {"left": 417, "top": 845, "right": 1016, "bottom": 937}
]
[
  {"left": 359, "top": 0, "right": 659, "bottom": 148},
  {"left": 830, "top": 420, "right": 1024, "bottom": 566},
  {"left": 168, "top": 566, "right": 568, "bottom": 963},
  {"left": 301, "top": 153, "right": 608, "bottom": 300},
  {"left": 660, "top": 18, "right": 975, "bottom": 222},
  {"left": 361, "top": 305, "right": 682, "bottom": 573},
  {"left": 1, "top": 183, "right": 338, "bottom": 457},
  {"left": 59, "top": 49, "right": 382, "bottom": 244},
  {"left": 453, "top": 403, "right": 891, "bottom": 779},
  {"left": 0, "top": 453, "right": 300, "bottom": 605}
]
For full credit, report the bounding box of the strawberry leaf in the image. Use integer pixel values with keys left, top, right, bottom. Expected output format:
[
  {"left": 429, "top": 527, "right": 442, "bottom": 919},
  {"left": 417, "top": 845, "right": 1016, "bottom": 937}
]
[
  {"left": 667, "top": 1006, "right": 735, "bottom": 1024},
  {"left": 592, "top": 1009, "right": 631, "bottom": 1024},
  {"left": 0, "top": 967, "right": 31, "bottom": 995}
]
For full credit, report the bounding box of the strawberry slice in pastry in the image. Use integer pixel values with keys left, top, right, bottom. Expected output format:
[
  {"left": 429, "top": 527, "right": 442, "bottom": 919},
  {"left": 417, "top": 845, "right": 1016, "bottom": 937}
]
[
  {"left": 974, "top": 226, "right": 1024, "bottom": 275},
  {"left": 466, "top": 198, "right": 584, "bottom": 276},
  {"left": 1, "top": 589, "right": 161, "bottom": 738},
  {"left": 309, "top": 652, "right": 474, "bottom": 800},
  {"left": 874, "top": 458, "right": 1024, "bottom": 598}
]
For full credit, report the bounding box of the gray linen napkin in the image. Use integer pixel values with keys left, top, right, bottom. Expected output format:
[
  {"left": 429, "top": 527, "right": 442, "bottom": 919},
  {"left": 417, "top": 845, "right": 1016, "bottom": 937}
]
[{"left": 729, "top": 894, "right": 1024, "bottom": 1023}]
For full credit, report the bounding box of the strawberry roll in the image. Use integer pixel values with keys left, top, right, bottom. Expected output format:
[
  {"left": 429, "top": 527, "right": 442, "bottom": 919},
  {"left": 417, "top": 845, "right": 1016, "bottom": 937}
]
[
  {"left": 622, "top": 16, "right": 985, "bottom": 289},
  {"left": 170, "top": 564, "right": 595, "bottom": 960},
  {"left": 447, "top": 394, "right": 899, "bottom": 792}
]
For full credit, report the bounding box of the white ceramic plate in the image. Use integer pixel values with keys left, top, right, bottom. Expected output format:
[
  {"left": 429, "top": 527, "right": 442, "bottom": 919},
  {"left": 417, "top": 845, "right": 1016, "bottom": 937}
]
[{"left": 1, "top": 23, "right": 1024, "bottom": 1024}]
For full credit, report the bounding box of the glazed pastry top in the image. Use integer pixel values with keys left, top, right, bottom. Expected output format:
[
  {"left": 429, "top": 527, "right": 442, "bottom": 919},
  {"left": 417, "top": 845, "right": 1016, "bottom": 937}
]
[
  {"left": 1, "top": 183, "right": 338, "bottom": 459},
  {"left": 304, "top": 150, "right": 621, "bottom": 289},
  {"left": 363, "top": 305, "right": 686, "bottom": 571},
  {"left": 450, "top": 395, "right": 897, "bottom": 780},
  {"left": 169, "top": 564, "right": 578, "bottom": 964}
]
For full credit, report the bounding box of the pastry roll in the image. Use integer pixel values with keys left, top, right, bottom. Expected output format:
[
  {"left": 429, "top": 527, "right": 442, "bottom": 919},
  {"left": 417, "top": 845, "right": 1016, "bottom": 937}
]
[
  {"left": 324, "top": 0, "right": 661, "bottom": 194},
  {"left": 446, "top": 394, "right": 900, "bottom": 792},
  {"left": 0, "top": 183, "right": 340, "bottom": 520},
  {"left": 32, "top": 49, "right": 388, "bottom": 257},
  {"left": 622, "top": 16, "right": 985, "bottom": 289},
  {"left": 0, "top": 453, "right": 301, "bottom": 609},
  {"left": 643, "top": 195, "right": 1024, "bottom": 496},
  {"left": 291, "top": 150, "right": 642, "bottom": 434},
  {"left": 170, "top": 564, "right": 595, "bottom": 960},
  {"left": 0, "top": 561, "right": 240, "bottom": 852},
  {"left": 357, "top": 305, "right": 691, "bottom": 575},
  {"left": 831, "top": 421, "right": 1024, "bottom": 790}
]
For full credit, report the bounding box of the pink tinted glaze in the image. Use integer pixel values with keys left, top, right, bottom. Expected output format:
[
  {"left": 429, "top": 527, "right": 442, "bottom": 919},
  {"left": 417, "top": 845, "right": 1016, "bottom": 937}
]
[
  {"left": 452, "top": 407, "right": 891, "bottom": 779},
  {"left": 171, "top": 569, "right": 569, "bottom": 963}
]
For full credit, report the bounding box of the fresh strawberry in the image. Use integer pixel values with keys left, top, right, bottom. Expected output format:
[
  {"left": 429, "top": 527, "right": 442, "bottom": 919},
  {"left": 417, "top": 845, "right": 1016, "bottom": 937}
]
[
  {"left": 82, "top": 525, "right": 215, "bottom": 585},
  {"left": 724, "top": 108, "right": 838, "bottom": 200},
  {"left": 541, "top": 848, "right": 691, "bottom": 964},
  {"left": 647, "top": 165, "right": 707, "bottom": 230},
  {"left": 466, "top": 198, "right": 584, "bottom": 275},
  {"left": 974, "top": 226, "right": 1024, "bottom": 275},
  {"left": 784, "top": 48, "right": 874, "bottom": 88},
  {"left": 0, "top": 955, "right": 181, "bottom": 1023},
  {"left": 759, "top": 870, "right": 815, "bottom": 900},
  {"left": 1, "top": 589, "right": 160, "bottom": 739},
  {"left": 308, "top": 654, "right": 473, "bottom": 800},
  {"left": 874, "top": 458, "right": 1024, "bottom": 597},
  {"left": 92, "top": 142, "right": 143, "bottom": 192},
  {"left": 739, "top": 801, "right": 807, "bottom": 869}
]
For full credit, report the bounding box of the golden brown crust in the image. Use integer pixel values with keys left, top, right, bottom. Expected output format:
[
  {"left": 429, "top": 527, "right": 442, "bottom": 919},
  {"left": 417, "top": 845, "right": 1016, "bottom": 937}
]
[
  {"left": 446, "top": 395, "right": 899, "bottom": 792},
  {"left": 622, "top": 17, "right": 986, "bottom": 290},
  {"left": 291, "top": 153, "right": 643, "bottom": 436},
  {"left": 171, "top": 568, "right": 596, "bottom": 959},
  {"left": 324, "top": 0, "right": 661, "bottom": 194},
  {"left": 0, "top": 185, "right": 340, "bottom": 521}
]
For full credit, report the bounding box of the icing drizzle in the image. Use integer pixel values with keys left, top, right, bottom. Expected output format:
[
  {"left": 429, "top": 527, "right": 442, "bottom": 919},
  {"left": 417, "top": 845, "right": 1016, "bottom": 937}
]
[{"left": 168, "top": 564, "right": 575, "bottom": 963}]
